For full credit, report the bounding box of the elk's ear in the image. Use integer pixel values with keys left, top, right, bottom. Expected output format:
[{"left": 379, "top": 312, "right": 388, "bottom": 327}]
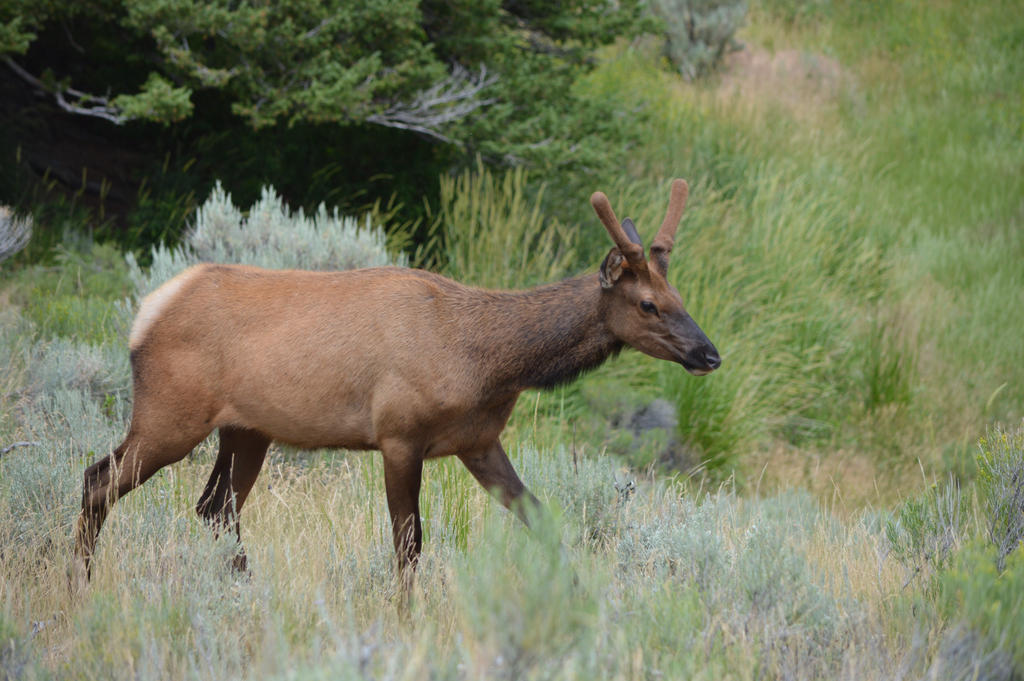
[
  {"left": 599, "top": 248, "right": 627, "bottom": 289},
  {"left": 621, "top": 218, "right": 643, "bottom": 247}
]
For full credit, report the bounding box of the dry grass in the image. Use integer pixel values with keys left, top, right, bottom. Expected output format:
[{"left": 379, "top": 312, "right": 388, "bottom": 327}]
[
  {"left": 2, "top": 425, "right": 927, "bottom": 680},
  {"left": 10, "top": 426, "right": 972, "bottom": 681}
]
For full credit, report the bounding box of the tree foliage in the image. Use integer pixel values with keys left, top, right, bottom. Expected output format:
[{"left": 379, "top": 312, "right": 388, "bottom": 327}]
[{"left": 1, "top": 0, "right": 643, "bottom": 152}]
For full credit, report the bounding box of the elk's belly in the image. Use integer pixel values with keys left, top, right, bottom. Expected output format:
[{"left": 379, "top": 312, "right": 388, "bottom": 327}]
[
  {"left": 370, "top": 383, "right": 519, "bottom": 459},
  {"left": 217, "top": 376, "right": 379, "bottom": 450}
]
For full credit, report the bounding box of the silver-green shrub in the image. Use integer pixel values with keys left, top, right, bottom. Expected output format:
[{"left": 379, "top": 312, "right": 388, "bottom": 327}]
[
  {"left": 0, "top": 207, "right": 31, "bottom": 264},
  {"left": 734, "top": 514, "right": 833, "bottom": 622},
  {"left": 1, "top": 376, "right": 122, "bottom": 561},
  {"left": 648, "top": 0, "right": 746, "bottom": 80},
  {"left": 515, "top": 443, "right": 624, "bottom": 549},
  {"left": 130, "top": 182, "right": 401, "bottom": 299},
  {"left": 614, "top": 491, "right": 731, "bottom": 594},
  {"left": 26, "top": 338, "right": 130, "bottom": 404},
  {"left": 885, "top": 476, "right": 968, "bottom": 582}
]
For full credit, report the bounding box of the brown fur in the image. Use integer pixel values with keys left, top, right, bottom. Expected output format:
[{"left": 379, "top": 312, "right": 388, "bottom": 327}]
[{"left": 70, "top": 180, "right": 721, "bottom": 586}]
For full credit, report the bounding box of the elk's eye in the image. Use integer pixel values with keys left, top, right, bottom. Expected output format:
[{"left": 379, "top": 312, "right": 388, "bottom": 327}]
[{"left": 640, "top": 301, "right": 659, "bottom": 316}]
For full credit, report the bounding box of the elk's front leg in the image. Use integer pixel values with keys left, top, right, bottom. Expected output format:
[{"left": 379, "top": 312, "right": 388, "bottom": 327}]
[
  {"left": 459, "top": 440, "right": 540, "bottom": 526},
  {"left": 381, "top": 444, "right": 424, "bottom": 580}
]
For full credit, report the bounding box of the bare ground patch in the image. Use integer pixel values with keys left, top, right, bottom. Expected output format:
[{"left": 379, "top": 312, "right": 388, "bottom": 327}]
[{"left": 717, "top": 46, "right": 851, "bottom": 121}]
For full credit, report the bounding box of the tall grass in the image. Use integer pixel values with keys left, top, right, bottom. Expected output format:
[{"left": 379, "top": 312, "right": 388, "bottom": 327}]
[
  {"left": 434, "top": 162, "right": 579, "bottom": 290},
  {"left": 428, "top": 144, "right": 899, "bottom": 476}
]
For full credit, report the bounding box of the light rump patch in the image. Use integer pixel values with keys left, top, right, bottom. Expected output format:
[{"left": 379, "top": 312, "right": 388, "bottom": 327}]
[{"left": 129, "top": 267, "right": 201, "bottom": 349}]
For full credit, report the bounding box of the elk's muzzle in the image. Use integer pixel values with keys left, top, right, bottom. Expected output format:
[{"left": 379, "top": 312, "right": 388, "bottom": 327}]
[
  {"left": 672, "top": 314, "right": 721, "bottom": 376},
  {"left": 682, "top": 343, "right": 721, "bottom": 375}
]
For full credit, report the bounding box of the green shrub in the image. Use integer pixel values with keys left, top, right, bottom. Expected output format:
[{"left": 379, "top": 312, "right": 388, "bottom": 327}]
[
  {"left": 925, "top": 626, "right": 1016, "bottom": 681},
  {"left": 0, "top": 609, "right": 29, "bottom": 681},
  {"left": 730, "top": 493, "right": 839, "bottom": 632},
  {"left": 614, "top": 491, "right": 729, "bottom": 592},
  {"left": 936, "top": 541, "right": 1024, "bottom": 675},
  {"left": 977, "top": 423, "right": 1024, "bottom": 571},
  {"left": 1, "top": 345, "right": 130, "bottom": 555},
  {"left": 26, "top": 338, "right": 130, "bottom": 407},
  {"left": 513, "top": 443, "right": 625, "bottom": 550},
  {"left": 0, "top": 302, "right": 130, "bottom": 562},
  {"left": 1, "top": 406, "right": 95, "bottom": 571},
  {"left": 447, "top": 510, "right": 592, "bottom": 679},
  {"left": 648, "top": 0, "right": 747, "bottom": 79}
]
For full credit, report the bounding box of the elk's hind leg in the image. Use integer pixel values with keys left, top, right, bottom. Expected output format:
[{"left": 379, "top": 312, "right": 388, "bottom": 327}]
[
  {"left": 72, "top": 424, "right": 209, "bottom": 587},
  {"left": 196, "top": 427, "right": 271, "bottom": 571}
]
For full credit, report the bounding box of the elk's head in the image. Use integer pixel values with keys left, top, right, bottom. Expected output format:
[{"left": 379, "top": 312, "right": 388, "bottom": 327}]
[{"left": 591, "top": 179, "right": 721, "bottom": 376}]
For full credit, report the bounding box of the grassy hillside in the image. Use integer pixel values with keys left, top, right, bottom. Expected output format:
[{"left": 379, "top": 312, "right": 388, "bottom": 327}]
[
  {"left": 1, "top": 0, "right": 1022, "bottom": 678},
  {"left": 506, "top": 0, "right": 1024, "bottom": 496}
]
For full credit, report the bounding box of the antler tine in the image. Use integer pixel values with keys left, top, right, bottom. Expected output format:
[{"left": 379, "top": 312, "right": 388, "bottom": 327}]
[
  {"left": 649, "top": 179, "right": 689, "bottom": 271},
  {"left": 590, "top": 191, "right": 645, "bottom": 265}
]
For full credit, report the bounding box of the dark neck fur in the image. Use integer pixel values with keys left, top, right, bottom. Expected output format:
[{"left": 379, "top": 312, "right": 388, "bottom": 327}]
[{"left": 461, "top": 274, "right": 623, "bottom": 392}]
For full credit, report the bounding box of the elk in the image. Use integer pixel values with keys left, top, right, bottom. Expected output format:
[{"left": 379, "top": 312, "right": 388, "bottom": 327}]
[{"left": 71, "top": 179, "right": 720, "bottom": 585}]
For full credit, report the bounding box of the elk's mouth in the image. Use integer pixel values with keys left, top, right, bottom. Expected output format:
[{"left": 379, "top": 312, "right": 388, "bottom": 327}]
[
  {"left": 681, "top": 358, "right": 714, "bottom": 376},
  {"left": 676, "top": 347, "right": 722, "bottom": 376},
  {"left": 663, "top": 314, "right": 721, "bottom": 375}
]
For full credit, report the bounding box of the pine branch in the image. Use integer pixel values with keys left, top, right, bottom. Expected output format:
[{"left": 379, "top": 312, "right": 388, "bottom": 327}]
[
  {"left": 4, "top": 57, "right": 126, "bottom": 124},
  {"left": 366, "top": 64, "right": 497, "bottom": 144}
]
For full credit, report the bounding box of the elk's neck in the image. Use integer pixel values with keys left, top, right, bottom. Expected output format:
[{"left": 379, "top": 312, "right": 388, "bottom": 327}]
[{"left": 466, "top": 274, "right": 622, "bottom": 392}]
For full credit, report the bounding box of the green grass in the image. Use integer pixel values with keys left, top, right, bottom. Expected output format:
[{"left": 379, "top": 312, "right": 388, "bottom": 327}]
[
  {"left": 432, "top": 160, "right": 580, "bottom": 290},
  {"left": 2, "top": 238, "right": 132, "bottom": 346}
]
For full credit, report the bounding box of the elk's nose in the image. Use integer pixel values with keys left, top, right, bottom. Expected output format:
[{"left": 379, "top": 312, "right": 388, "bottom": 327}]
[{"left": 704, "top": 348, "right": 722, "bottom": 370}]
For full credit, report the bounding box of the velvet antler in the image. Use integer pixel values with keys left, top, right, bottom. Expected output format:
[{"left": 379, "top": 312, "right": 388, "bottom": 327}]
[
  {"left": 649, "top": 179, "right": 689, "bottom": 274},
  {"left": 590, "top": 191, "right": 646, "bottom": 268}
]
